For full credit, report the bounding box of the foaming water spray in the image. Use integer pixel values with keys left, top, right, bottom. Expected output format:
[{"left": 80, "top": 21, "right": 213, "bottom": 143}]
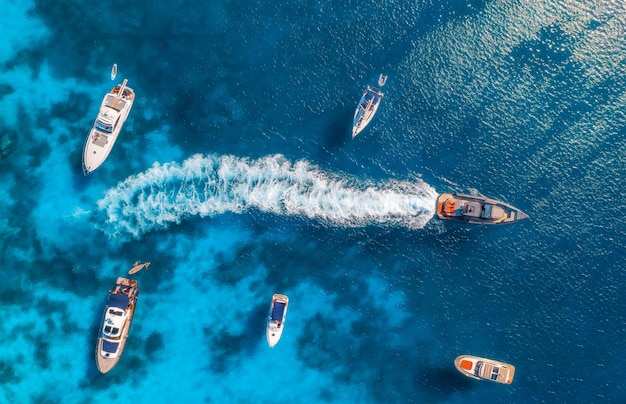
[{"left": 97, "top": 154, "right": 438, "bottom": 239}]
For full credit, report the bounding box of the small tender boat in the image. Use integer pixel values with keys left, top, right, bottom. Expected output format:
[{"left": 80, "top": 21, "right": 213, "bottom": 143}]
[
  {"left": 95, "top": 277, "right": 139, "bottom": 374},
  {"left": 454, "top": 355, "right": 516, "bottom": 384},
  {"left": 128, "top": 261, "right": 150, "bottom": 275},
  {"left": 266, "top": 294, "right": 289, "bottom": 348},
  {"left": 436, "top": 193, "right": 529, "bottom": 225},
  {"left": 83, "top": 79, "right": 135, "bottom": 174},
  {"left": 378, "top": 73, "right": 388, "bottom": 86},
  {"left": 110, "top": 64, "right": 118, "bottom": 80},
  {"left": 351, "top": 74, "right": 386, "bottom": 138}
]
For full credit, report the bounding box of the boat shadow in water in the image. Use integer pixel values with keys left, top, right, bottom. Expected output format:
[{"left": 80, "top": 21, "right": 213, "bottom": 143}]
[
  {"left": 71, "top": 156, "right": 93, "bottom": 192},
  {"left": 202, "top": 302, "right": 267, "bottom": 373},
  {"left": 414, "top": 366, "right": 476, "bottom": 397},
  {"left": 82, "top": 296, "right": 109, "bottom": 382},
  {"left": 319, "top": 108, "right": 354, "bottom": 151}
]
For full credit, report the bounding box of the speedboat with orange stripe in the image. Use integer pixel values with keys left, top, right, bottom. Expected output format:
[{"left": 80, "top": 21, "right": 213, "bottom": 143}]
[
  {"left": 454, "top": 355, "right": 515, "bottom": 384},
  {"left": 436, "top": 193, "right": 528, "bottom": 225}
]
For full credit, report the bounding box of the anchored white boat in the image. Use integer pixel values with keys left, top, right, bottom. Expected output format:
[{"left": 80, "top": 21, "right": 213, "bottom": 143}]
[
  {"left": 95, "top": 277, "right": 139, "bottom": 374},
  {"left": 83, "top": 79, "right": 135, "bottom": 174},
  {"left": 266, "top": 294, "right": 289, "bottom": 348},
  {"left": 351, "top": 74, "right": 387, "bottom": 138},
  {"left": 454, "top": 355, "right": 516, "bottom": 384}
]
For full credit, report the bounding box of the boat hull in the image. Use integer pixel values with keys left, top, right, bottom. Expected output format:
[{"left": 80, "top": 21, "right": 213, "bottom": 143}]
[
  {"left": 454, "top": 355, "right": 516, "bottom": 384},
  {"left": 266, "top": 325, "right": 284, "bottom": 348},
  {"left": 95, "top": 277, "right": 139, "bottom": 374},
  {"left": 266, "top": 294, "right": 289, "bottom": 348},
  {"left": 95, "top": 338, "right": 121, "bottom": 374},
  {"left": 436, "top": 193, "right": 528, "bottom": 224},
  {"left": 83, "top": 127, "right": 116, "bottom": 174}
]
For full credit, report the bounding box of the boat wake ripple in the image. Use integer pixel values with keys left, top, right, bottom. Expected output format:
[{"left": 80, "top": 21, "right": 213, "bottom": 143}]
[{"left": 97, "top": 154, "right": 439, "bottom": 239}]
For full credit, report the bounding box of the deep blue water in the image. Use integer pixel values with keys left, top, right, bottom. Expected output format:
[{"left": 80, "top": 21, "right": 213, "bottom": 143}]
[{"left": 2, "top": 0, "right": 626, "bottom": 402}]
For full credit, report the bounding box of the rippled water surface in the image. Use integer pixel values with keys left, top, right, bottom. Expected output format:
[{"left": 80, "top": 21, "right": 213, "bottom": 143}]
[{"left": 2, "top": 0, "right": 626, "bottom": 402}]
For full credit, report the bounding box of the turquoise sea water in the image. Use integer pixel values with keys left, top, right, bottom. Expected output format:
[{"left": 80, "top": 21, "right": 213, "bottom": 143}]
[{"left": 2, "top": 0, "right": 626, "bottom": 402}]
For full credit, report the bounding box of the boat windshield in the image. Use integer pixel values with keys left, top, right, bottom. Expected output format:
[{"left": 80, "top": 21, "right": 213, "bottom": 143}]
[
  {"left": 102, "top": 340, "right": 120, "bottom": 354},
  {"left": 481, "top": 205, "right": 492, "bottom": 218},
  {"left": 103, "top": 325, "right": 121, "bottom": 337},
  {"left": 474, "top": 361, "right": 484, "bottom": 377},
  {"left": 95, "top": 120, "right": 113, "bottom": 133}
]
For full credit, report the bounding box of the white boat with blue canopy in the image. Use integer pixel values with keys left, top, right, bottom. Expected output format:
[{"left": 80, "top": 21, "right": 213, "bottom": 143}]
[
  {"left": 351, "top": 74, "right": 387, "bottom": 138},
  {"left": 95, "top": 277, "right": 139, "bottom": 374},
  {"left": 83, "top": 79, "right": 135, "bottom": 174},
  {"left": 266, "top": 294, "right": 289, "bottom": 348}
]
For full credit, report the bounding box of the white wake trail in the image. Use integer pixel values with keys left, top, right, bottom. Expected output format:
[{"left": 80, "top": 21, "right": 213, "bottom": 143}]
[{"left": 97, "top": 154, "right": 439, "bottom": 239}]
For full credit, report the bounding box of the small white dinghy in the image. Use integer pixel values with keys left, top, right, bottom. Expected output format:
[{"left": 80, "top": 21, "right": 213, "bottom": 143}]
[
  {"left": 111, "top": 64, "right": 118, "bottom": 80},
  {"left": 266, "top": 294, "right": 289, "bottom": 348}
]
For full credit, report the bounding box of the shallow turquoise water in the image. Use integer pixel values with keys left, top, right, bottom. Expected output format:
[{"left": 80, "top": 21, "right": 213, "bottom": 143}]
[{"left": 2, "top": 0, "right": 626, "bottom": 402}]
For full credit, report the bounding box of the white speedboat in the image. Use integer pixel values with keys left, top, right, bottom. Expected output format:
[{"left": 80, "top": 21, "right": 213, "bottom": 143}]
[
  {"left": 266, "top": 294, "right": 289, "bottom": 348},
  {"left": 95, "top": 277, "right": 139, "bottom": 374},
  {"left": 83, "top": 79, "right": 135, "bottom": 174},
  {"left": 454, "top": 355, "right": 516, "bottom": 384},
  {"left": 351, "top": 74, "right": 387, "bottom": 138}
]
